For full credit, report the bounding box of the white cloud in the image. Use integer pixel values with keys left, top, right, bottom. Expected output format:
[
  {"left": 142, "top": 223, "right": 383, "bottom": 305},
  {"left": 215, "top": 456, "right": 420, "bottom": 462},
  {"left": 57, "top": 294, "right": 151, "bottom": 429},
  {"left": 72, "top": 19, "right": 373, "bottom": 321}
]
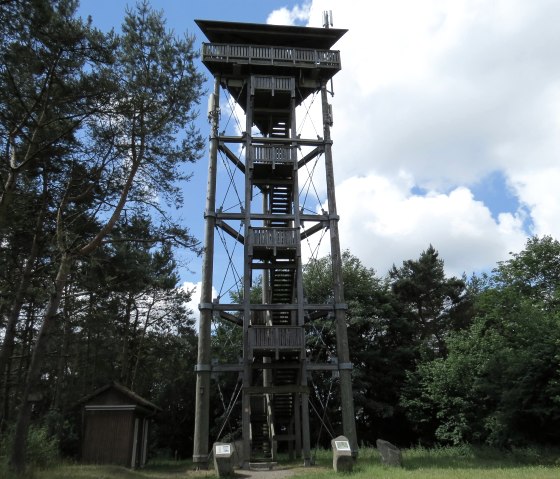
[
  {"left": 181, "top": 281, "right": 218, "bottom": 332},
  {"left": 267, "top": 0, "right": 560, "bottom": 274},
  {"left": 267, "top": 2, "right": 311, "bottom": 25},
  {"left": 328, "top": 175, "right": 526, "bottom": 276},
  {"left": 510, "top": 167, "right": 560, "bottom": 239}
]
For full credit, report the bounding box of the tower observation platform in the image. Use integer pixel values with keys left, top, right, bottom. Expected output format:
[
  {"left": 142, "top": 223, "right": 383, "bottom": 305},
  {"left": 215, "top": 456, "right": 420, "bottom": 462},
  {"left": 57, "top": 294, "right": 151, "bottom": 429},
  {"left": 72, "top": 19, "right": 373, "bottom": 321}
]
[{"left": 193, "top": 19, "right": 357, "bottom": 469}]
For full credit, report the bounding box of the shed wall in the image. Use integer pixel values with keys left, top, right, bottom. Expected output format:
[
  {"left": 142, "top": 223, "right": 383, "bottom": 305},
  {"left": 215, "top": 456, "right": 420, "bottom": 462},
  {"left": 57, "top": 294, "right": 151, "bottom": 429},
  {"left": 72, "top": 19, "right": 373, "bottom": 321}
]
[{"left": 82, "top": 410, "right": 134, "bottom": 466}]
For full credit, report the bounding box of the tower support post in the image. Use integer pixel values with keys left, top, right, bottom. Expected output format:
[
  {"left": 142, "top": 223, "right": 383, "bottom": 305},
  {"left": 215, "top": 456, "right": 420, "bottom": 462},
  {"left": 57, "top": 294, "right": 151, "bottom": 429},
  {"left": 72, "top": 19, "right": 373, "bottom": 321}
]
[
  {"left": 193, "top": 76, "right": 221, "bottom": 469},
  {"left": 321, "top": 82, "right": 358, "bottom": 457}
]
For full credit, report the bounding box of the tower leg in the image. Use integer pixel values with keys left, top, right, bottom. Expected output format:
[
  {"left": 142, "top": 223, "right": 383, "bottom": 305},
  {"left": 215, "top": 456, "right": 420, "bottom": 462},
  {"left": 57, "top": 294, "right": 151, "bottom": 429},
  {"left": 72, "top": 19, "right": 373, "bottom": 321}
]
[
  {"left": 321, "top": 82, "right": 358, "bottom": 457},
  {"left": 301, "top": 392, "right": 311, "bottom": 466},
  {"left": 193, "top": 77, "right": 221, "bottom": 469}
]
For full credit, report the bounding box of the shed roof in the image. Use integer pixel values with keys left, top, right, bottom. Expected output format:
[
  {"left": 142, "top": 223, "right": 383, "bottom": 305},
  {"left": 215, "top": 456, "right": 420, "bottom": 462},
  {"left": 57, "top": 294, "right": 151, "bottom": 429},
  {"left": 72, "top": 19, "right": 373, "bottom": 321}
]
[
  {"left": 195, "top": 19, "right": 347, "bottom": 50},
  {"left": 77, "top": 382, "right": 161, "bottom": 412}
]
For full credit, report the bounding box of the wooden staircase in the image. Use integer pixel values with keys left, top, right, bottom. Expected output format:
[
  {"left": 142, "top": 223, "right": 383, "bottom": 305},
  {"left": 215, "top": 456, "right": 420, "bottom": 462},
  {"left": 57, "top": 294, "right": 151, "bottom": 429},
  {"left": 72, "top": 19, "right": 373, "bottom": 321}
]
[
  {"left": 269, "top": 185, "right": 292, "bottom": 225},
  {"left": 250, "top": 395, "right": 272, "bottom": 461},
  {"left": 235, "top": 69, "right": 315, "bottom": 465}
]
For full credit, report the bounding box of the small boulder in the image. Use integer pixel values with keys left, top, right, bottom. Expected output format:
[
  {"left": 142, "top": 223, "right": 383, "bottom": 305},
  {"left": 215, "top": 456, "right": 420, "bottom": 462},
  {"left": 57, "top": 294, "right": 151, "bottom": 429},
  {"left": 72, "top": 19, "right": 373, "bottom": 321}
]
[{"left": 376, "top": 439, "right": 402, "bottom": 467}]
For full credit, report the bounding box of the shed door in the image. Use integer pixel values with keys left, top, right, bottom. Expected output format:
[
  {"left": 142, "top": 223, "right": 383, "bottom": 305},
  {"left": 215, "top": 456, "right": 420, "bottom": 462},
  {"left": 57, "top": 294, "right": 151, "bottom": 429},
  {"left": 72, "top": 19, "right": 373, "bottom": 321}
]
[{"left": 83, "top": 410, "right": 134, "bottom": 466}]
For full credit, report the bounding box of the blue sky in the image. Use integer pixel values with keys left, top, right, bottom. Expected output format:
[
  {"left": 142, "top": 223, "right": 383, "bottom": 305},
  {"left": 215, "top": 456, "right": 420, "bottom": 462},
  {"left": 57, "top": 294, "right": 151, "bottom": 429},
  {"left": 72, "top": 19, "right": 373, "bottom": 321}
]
[{"left": 76, "top": 1, "right": 560, "bottom": 313}]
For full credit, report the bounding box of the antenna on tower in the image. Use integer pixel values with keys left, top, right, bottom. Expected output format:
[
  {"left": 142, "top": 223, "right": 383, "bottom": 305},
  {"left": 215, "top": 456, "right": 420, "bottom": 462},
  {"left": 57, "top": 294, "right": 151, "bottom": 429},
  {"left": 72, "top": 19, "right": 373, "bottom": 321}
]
[
  {"left": 323, "top": 10, "right": 333, "bottom": 28},
  {"left": 322, "top": 11, "right": 336, "bottom": 96}
]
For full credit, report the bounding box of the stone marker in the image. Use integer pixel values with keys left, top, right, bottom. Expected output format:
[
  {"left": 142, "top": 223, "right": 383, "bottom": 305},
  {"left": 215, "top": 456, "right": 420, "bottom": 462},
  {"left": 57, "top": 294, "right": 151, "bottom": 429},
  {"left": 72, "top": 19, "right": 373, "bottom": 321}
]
[
  {"left": 331, "top": 435, "right": 353, "bottom": 472},
  {"left": 213, "top": 442, "right": 234, "bottom": 477},
  {"left": 376, "top": 439, "right": 402, "bottom": 467}
]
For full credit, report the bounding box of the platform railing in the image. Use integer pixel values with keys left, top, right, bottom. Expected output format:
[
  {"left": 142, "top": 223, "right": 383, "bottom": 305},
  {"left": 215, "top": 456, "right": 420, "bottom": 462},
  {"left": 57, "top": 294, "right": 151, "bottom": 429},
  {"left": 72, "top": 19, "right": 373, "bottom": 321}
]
[
  {"left": 251, "top": 75, "right": 295, "bottom": 94},
  {"left": 202, "top": 43, "right": 341, "bottom": 69},
  {"left": 250, "top": 145, "right": 296, "bottom": 168},
  {"left": 249, "top": 326, "right": 304, "bottom": 352},
  {"left": 250, "top": 228, "right": 298, "bottom": 253}
]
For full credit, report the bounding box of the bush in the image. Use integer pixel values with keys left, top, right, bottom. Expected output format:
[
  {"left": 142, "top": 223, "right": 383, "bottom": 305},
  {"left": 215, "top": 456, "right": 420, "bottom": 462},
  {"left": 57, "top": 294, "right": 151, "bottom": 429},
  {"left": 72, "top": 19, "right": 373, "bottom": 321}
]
[{"left": 0, "top": 425, "right": 59, "bottom": 470}]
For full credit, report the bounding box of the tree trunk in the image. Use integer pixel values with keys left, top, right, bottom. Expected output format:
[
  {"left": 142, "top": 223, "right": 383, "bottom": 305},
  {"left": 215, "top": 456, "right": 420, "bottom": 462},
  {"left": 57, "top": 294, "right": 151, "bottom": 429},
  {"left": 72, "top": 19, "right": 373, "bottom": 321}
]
[
  {"left": 120, "top": 293, "right": 134, "bottom": 386},
  {"left": 130, "top": 307, "right": 153, "bottom": 391},
  {"left": 9, "top": 252, "right": 73, "bottom": 474},
  {"left": 0, "top": 182, "right": 47, "bottom": 428}
]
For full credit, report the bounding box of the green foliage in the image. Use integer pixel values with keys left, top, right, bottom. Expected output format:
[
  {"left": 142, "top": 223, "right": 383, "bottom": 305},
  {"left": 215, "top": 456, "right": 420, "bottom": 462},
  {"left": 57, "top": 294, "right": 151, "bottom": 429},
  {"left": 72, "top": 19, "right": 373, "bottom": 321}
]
[
  {"left": 389, "top": 244, "right": 469, "bottom": 356},
  {"left": 403, "top": 236, "right": 560, "bottom": 446},
  {"left": 1, "top": 425, "right": 59, "bottom": 471}
]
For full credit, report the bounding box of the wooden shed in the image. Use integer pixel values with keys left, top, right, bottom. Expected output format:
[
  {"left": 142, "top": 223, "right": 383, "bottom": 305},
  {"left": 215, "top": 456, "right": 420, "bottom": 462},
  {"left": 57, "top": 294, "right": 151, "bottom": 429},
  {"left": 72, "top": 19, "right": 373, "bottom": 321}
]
[{"left": 79, "top": 382, "right": 160, "bottom": 468}]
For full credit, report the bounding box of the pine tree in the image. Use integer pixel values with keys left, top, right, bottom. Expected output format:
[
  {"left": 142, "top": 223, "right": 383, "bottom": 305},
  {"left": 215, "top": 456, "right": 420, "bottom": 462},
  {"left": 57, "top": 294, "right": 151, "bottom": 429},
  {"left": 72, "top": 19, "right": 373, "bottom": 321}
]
[{"left": 7, "top": 1, "right": 204, "bottom": 471}]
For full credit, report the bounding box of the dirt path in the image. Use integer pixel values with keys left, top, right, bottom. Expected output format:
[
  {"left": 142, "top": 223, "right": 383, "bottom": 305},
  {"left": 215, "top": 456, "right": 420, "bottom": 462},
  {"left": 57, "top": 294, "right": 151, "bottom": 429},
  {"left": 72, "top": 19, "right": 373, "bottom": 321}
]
[{"left": 234, "top": 468, "right": 295, "bottom": 479}]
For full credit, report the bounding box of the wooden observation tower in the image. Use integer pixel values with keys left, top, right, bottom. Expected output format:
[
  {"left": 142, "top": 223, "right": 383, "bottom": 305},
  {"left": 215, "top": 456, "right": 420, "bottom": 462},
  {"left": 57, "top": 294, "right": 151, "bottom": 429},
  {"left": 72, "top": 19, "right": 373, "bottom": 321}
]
[{"left": 193, "top": 19, "right": 356, "bottom": 468}]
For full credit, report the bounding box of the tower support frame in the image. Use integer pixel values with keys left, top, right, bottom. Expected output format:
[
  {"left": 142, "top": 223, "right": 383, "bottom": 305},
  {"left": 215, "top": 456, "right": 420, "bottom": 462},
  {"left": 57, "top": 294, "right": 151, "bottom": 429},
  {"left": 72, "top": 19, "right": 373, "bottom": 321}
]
[{"left": 193, "top": 19, "right": 357, "bottom": 469}]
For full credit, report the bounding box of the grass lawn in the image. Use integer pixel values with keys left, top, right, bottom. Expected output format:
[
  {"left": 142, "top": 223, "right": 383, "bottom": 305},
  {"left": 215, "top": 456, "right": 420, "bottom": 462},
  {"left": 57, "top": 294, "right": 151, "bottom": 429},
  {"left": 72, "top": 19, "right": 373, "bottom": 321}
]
[
  {"left": 292, "top": 446, "right": 560, "bottom": 479},
  {"left": 5, "top": 446, "right": 560, "bottom": 479},
  {"left": 2, "top": 460, "right": 214, "bottom": 479}
]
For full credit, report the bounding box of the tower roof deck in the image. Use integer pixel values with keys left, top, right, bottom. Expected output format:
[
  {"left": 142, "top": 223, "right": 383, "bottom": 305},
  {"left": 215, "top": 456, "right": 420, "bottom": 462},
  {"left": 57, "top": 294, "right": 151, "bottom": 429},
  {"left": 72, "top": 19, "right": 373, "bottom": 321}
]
[
  {"left": 195, "top": 19, "right": 347, "bottom": 50},
  {"left": 196, "top": 20, "right": 347, "bottom": 109}
]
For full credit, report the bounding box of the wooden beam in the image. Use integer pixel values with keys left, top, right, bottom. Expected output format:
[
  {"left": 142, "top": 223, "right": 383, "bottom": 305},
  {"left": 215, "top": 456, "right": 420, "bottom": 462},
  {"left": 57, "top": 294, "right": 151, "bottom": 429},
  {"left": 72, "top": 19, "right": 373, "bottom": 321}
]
[
  {"left": 216, "top": 220, "right": 244, "bottom": 244},
  {"left": 251, "top": 362, "right": 300, "bottom": 369},
  {"left": 297, "top": 146, "right": 323, "bottom": 169},
  {"left": 250, "top": 262, "right": 297, "bottom": 270},
  {"left": 217, "top": 212, "right": 329, "bottom": 222},
  {"left": 219, "top": 143, "right": 246, "bottom": 173},
  {"left": 307, "top": 363, "right": 338, "bottom": 371},
  {"left": 212, "top": 363, "right": 243, "bottom": 372},
  {"left": 218, "top": 135, "right": 327, "bottom": 147},
  {"left": 212, "top": 303, "right": 335, "bottom": 311},
  {"left": 218, "top": 311, "right": 242, "bottom": 326},
  {"left": 202, "top": 362, "right": 337, "bottom": 372},
  {"left": 300, "top": 222, "right": 326, "bottom": 241}
]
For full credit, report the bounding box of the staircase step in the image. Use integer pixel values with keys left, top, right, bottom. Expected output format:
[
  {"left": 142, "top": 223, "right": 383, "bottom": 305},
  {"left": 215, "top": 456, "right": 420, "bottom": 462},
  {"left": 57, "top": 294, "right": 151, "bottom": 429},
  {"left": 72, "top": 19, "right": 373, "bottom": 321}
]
[{"left": 249, "top": 462, "right": 277, "bottom": 470}]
